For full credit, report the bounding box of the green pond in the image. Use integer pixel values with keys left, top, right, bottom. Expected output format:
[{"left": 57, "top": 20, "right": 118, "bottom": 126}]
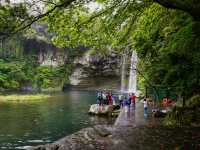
[{"left": 0, "top": 90, "right": 114, "bottom": 150}]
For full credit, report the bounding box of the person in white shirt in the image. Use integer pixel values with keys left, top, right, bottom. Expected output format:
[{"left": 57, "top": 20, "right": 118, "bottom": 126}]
[{"left": 142, "top": 97, "right": 148, "bottom": 117}]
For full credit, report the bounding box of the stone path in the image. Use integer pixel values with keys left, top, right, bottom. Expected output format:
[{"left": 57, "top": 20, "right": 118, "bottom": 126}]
[{"left": 115, "top": 102, "right": 147, "bottom": 127}]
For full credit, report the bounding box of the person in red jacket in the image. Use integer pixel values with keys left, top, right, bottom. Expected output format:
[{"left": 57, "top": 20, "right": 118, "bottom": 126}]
[{"left": 131, "top": 93, "right": 136, "bottom": 106}]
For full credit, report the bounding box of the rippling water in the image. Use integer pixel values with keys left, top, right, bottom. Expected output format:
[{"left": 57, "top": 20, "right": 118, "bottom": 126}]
[{"left": 0, "top": 90, "right": 114, "bottom": 150}]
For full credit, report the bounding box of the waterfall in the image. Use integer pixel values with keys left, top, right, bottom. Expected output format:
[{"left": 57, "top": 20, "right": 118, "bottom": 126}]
[
  {"left": 128, "top": 50, "right": 137, "bottom": 93},
  {"left": 121, "top": 53, "right": 127, "bottom": 92}
]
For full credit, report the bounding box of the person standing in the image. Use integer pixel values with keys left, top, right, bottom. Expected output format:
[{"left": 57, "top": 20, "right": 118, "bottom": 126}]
[
  {"left": 143, "top": 97, "right": 148, "bottom": 117},
  {"left": 131, "top": 93, "right": 136, "bottom": 106},
  {"left": 108, "top": 92, "right": 112, "bottom": 105},
  {"left": 123, "top": 96, "right": 130, "bottom": 112},
  {"left": 128, "top": 93, "right": 132, "bottom": 106},
  {"left": 102, "top": 92, "right": 107, "bottom": 105},
  {"left": 112, "top": 95, "right": 116, "bottom": 105},
  {"left": 119, "top": 94, "right": 123, "bottom": 108},
  {"left": 97, "top": 91, "right": 103, "bottom": 106}
]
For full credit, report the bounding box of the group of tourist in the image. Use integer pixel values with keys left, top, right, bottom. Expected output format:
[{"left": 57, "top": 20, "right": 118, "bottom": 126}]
[
  {"left": 96, "top": 91, "right": 116, "bottom": 106},
  {"left": 96, "top": 91, "right": 137, "bottom": 107},
  {"left": 96, "top": 90, "right": 150, "bottom": 117},
  {"left": 123, "top": 93, "right": 136, "bottom": 107}
]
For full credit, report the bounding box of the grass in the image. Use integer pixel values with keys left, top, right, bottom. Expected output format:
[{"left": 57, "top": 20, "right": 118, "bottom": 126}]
[{"left": 0, "top": 94, "right": 51, "bottom": 101}]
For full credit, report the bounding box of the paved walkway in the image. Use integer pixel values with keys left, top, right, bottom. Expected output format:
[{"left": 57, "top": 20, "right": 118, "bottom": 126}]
[{"left": 115, "top": 102, "right": 148, "bottom": 127}]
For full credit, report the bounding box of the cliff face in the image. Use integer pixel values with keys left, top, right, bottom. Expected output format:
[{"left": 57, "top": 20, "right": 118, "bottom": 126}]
[
  {"left": 69, "top": 50, "right": 121, "bottom": 89},
  {"left": 26, "top": 24, "right": 121, "bottom": 83},
  {"left": 22, "top": 24, "right": 122, "bottom": 90},
  {"left": 23, "top": 38, "right": 67, "bottom": 66},
  {"left": 23, "top": 23, "right": 68, "bottom": 66}
]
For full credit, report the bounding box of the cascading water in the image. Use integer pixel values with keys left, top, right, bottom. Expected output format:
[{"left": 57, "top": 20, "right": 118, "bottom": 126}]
[
  {"left": 128, "top": 50, "right": 137, "bottom": 93},
  {"left": 121, "top": 53, "right": 127, "bottom": 92}
]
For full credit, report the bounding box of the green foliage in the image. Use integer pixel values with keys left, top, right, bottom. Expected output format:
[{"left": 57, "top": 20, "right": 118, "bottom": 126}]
[
  {"left": 35, "top": 66, "right": 53, "bottom": 88},
  {"left": 47, "top": 0, "right": 148, "bottom": 51},
  {"left": 164, "top": 106, "right": 192, "bottom": 126},
  {"left": 186, "top": 95, "right": 200, "bottom": 108},
  {"left": 0, "top": 3, "right": 29, "bottom": 38},
  {"left": 164, "top": 95, "right": 200, "bottom": 126},
  {"left": 34, "top": 64, "right": 73, "bottom": 89},
  {"left": 0, "top": 58, "right": 28, "bottom": 89},
  {"left": 0, "top": 0, "right": 199, "bottom": 101},
  {"left": 0, "top": 54, "right": 73, "bottom": 90},
  {"left": 132, "top": 4, "right": 200, "bottom": 98},
  {"left": 46, "top": 1, "right": 199, "bottom": 100}
]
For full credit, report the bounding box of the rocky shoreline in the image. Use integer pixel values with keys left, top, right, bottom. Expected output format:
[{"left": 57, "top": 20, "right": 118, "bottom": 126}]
[
  {"left": 28, "top": 103, "right": 200, "bottom": 150},
  {"left": 28, "top": 125, "right": 114, "bottom": 150},
  {"left": 28, "top": 124, "right": 200, "bottom": 150}
]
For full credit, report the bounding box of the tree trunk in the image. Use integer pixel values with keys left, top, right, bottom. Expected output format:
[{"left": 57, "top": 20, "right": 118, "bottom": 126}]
[{"left": 154, "top": 0, "right": 200, "bottom": 21}]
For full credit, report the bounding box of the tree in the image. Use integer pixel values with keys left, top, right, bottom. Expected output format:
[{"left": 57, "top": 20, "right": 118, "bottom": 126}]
[
  {"left": 132, "top": 4, "right": 200, "bottom": 101},
  {"left": 47, "top": 0, "right": 148, "bottom": 51},
  {"left": 1, "top": 0, "right": 200, "bottom": 40}
]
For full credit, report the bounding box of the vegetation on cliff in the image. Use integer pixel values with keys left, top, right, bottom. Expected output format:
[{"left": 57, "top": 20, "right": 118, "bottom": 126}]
[{"left": 0, "top": 50, "right": 73, "bottom": 90}]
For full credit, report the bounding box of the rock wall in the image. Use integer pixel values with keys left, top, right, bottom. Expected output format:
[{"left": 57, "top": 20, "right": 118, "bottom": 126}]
[
  {"left": 23, "top": 38, "right": 67, "bottom": 66},
  {"left": 69, "top": 50, "right": 121, "bottom": 89}
]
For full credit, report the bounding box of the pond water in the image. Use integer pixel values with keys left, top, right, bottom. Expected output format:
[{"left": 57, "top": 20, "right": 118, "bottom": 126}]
[{"left": 0, "top": 90, "right": 114, "bottom": 150}]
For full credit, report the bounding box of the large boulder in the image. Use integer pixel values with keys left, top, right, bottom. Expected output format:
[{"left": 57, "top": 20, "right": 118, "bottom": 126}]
[{"left": 88, "top": 104, "right": 113, "bottom": 116}]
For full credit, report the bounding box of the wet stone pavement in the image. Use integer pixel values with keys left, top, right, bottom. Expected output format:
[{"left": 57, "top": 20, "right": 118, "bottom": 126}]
[
  {"left": 114, "top": 102, "right": 151, "bottom": 127},
  {"left": 29, "top": 102, "right": 200, "bottom": 150}
]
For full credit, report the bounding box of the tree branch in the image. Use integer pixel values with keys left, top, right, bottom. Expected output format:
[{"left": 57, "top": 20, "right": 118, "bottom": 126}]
[
  {"left": 0, "top": 0, "right": 76, "bottom": 40},
  {"left": 78, "top": 0, "right": 123, "bottom": 27},
  {"left": 154, "top": 0, "right": 200, "bottom": 20}
]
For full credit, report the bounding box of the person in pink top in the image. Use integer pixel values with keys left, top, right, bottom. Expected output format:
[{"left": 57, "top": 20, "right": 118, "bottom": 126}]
[{"left": 108, "top": 92, "right": 112, "bottom": 105}]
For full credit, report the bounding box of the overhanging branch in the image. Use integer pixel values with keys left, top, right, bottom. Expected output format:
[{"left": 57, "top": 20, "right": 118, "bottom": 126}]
[
  {"left": 154, "top": 0, "right": 200, "bottom": 20},
  {"left": 0, "top": 0, "right": 76, "bottom": 40}
]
